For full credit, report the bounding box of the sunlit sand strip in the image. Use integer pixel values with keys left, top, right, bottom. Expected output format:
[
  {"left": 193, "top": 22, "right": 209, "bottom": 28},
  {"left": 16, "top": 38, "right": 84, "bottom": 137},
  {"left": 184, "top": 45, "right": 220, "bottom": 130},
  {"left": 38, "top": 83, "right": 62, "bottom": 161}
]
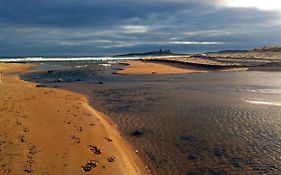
[
  {"left": 117, "top": 60, "right": 206, "bottom": 75},
  {"left": 0, "top": 63, "right": 148, "bottom": 175},
  {"left": 243, "top": 99, "right": 281, "bottom": 106}
]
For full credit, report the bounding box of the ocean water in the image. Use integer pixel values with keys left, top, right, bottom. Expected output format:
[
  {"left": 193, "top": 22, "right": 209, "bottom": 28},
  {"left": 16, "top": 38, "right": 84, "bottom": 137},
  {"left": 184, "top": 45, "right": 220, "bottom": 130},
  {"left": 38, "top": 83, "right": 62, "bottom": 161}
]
[{"left": 21, "top": 61, "right": 281, "bottom": 175}]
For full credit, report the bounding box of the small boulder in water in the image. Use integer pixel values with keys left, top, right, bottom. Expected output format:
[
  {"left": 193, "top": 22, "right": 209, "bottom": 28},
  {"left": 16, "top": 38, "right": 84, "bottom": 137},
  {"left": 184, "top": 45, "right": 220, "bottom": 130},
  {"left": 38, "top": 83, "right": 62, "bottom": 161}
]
[
  {"left": 130, "top": 130, "right": 144, "bottom": 137},
  {"left": 214, "top": 147, "right": 225, "bottom": 156},
  {"left": 48, "top": 70, "right": 55, "bottom": 74},
  {"left": 188, "top": 153, "right": 197, "bottom": 160},
  {"left": 57, "top": 79, "right": 63, "bottom": 83}
]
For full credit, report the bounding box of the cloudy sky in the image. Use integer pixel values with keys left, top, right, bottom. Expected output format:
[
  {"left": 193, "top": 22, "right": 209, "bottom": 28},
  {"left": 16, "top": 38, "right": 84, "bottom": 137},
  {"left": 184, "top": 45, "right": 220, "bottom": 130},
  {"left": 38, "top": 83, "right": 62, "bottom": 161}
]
[{"left": 0, "top": 0, "right": 280, "bottom": 56}]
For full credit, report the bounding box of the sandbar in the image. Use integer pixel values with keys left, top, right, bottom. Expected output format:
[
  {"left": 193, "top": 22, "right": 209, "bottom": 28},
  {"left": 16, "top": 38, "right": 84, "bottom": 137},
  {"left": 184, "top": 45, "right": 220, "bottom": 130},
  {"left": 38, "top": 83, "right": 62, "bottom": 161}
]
[
  {"left": 0, "top": 63, "right": 148, "bottom": 175},
  {"left": 117, "top": 60, "right": 206, "bottom": 75}
]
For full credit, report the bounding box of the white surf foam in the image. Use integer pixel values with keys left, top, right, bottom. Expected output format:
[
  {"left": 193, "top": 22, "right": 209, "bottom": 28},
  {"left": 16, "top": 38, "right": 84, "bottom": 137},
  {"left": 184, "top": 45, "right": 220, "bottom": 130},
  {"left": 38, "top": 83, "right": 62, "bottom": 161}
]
[
  {"left": 0, "top": 56, "right": 140, "bottom": 62},
  {"left": 98, "top": 63, "right": 111, "bottom": 67},
  {"left": 243, "top": 98, "right": 281, "bottom": 106}
]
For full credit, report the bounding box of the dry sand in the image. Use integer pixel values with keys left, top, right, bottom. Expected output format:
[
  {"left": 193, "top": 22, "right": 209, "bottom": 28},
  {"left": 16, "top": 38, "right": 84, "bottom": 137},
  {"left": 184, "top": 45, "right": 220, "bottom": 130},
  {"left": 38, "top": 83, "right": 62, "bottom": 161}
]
[
  {"left": 0, "top": 63, "right": 148, "bottom": 175},
  {"left": 117, "top": 60, "right": 206, "bottom": 75}
]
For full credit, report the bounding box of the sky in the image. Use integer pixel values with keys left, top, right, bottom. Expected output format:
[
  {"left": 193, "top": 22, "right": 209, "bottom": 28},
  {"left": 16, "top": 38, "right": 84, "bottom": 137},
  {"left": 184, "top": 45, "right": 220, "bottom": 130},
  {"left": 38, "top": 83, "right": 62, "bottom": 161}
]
[{"left": 0, "top": 0, "right": 280, "bottom": 56}]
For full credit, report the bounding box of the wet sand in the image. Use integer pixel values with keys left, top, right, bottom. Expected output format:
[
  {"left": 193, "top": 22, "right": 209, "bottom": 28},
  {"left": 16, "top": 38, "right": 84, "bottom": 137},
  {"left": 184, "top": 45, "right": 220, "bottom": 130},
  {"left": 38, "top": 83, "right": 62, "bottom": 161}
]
[
  {"left": 0, "top": 63, "right": 147, "bottom": 175},
  {"left": 117, "top": 60, "right": 206, "bottom": 74}
]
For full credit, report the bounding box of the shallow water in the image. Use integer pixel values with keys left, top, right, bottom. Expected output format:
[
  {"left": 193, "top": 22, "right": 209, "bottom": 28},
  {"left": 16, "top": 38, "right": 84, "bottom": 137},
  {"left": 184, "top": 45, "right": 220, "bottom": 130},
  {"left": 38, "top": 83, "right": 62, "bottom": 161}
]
[{"left": 22, "top": 61, "right": 281, "bottom": 175}]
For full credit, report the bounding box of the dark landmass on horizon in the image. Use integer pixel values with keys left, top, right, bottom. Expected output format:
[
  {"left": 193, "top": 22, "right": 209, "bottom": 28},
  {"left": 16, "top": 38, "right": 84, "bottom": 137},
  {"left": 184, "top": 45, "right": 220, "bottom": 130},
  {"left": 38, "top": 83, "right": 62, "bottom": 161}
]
[{"left": 0, "top": 45, "right": 281, "bottom": 59}]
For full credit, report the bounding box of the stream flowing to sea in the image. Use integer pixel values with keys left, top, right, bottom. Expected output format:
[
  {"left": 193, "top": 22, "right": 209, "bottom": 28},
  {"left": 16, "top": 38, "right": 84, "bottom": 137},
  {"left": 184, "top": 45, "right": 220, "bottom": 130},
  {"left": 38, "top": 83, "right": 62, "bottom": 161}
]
[{"left": 20, "top": 60, "right": 281, "bottom": 175}]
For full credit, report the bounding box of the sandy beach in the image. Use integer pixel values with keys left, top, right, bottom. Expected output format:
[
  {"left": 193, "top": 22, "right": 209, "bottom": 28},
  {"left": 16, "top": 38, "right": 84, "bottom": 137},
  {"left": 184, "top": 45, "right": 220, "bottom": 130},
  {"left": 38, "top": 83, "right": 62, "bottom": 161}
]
[
  {"left": 0, "top": 63, "right": 148, "bottom": 175},
  {"left": 117, "top": 60, "right": 206, "bottom": 75}
]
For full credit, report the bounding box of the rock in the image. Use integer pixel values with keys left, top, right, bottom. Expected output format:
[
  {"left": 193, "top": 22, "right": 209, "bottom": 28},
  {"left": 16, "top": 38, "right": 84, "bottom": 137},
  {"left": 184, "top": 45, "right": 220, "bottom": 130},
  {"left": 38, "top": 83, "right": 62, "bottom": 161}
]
[
  {"left": 48, "top": 70, "right": 55, "bottom": 74},
  {"left": 76, "top": 79, "right": 81, "bottom": 82},
  {"left": 130, "top": 130, "right": 144, "bottom": 137},
  {"left": 36, "top": 84, "right": 46, "bottom": 88},
  {"left": 98, "top": 81, "right": 103, "bottom": 84},
  {"left": 57, "top": 79, "right": 63, "bottom": 83},
  {"left": 188, "top": 153, "right": 197, "bottom": 160},
  {"left": 229, "top": 158, "right": 241, "bottom": 168},
  {"left": 180, "top": 136, "right": 197, "bottom": 142},
  {"left": 214, "top": 147, "right": 225, "bottom": 156},
  {"left": 104, "top": 137, "right": 113, "bottom": 142}
]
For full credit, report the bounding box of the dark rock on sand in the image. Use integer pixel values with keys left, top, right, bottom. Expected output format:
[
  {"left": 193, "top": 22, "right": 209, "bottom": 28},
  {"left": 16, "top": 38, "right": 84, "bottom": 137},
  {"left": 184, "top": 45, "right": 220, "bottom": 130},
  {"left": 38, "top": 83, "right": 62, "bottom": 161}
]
[
  {"left": 36, "top": 84, "right": 47, "bottom": 88},
  {"left": 104, "top": 137, "right": 113, "bottom": 142},
  {"left": 130, "top": 130, "right": 144, "bottom": 137}
]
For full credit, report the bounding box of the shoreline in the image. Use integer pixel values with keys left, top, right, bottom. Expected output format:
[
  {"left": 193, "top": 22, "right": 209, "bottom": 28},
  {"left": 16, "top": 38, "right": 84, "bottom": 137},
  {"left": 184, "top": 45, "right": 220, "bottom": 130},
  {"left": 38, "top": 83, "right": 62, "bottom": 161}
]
[{"left": 0, "top": 63, "right": 148, "bottom": 175}]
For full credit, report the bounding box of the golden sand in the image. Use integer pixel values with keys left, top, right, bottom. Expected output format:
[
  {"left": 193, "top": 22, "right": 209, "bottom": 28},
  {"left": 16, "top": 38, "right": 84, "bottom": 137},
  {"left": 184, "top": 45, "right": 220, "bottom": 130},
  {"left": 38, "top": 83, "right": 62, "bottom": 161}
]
[
  {"left": 117, "top": 61, "right": 206, "bottom": 75},
  {"left": 0, "top": 63, "right": 148, "bottom": 175}
]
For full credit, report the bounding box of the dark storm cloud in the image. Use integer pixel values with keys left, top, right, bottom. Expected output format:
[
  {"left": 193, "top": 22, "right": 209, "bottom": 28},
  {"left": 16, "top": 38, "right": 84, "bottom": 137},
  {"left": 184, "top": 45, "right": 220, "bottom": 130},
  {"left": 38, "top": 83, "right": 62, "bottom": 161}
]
[{"left": 0, "top": 0, "right": 280, "bottom": 56}]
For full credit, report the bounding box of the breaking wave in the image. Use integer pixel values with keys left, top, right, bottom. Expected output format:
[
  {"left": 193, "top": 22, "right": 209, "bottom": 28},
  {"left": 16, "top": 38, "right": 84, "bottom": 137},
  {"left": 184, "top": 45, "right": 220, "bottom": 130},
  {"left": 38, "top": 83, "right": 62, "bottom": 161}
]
[{"left": 0, "top": 56, "right": 140, "bottom": 62}]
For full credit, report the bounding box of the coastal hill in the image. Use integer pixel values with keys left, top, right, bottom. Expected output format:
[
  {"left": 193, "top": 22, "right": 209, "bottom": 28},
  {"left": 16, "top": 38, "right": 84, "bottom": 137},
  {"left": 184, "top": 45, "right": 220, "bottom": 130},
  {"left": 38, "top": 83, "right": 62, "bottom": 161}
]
[
  {"left": 116, "top": 45, "right": 281, "bottom": 57},
  {"left": 138, "top": 45, "right": 281, "bottom": 71},
  {"left": 115, "top": 49, "right": 176, "bottom": 57},
  {"left": 252, "top": 45, "right": 281, "bottom": 52},
  {"left": 208, "top": 45, "right": 281, "bottom": 54}
]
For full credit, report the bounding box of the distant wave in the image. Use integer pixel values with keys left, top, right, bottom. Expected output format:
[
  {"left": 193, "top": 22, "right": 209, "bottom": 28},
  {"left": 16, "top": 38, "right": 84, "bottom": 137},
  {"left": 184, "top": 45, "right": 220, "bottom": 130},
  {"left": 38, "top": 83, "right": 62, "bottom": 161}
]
[
  {"left": 243, "top": 98, "right": 281, "bottom": 106},
  {"left": 74, "top": 65, "right": 88, "bottom": 68},
  {"left": 0, "top": 56, "right": 140, "bottom": 62},
  {"left": 98, "top": 63, "right": 112, "bottom": 67}
]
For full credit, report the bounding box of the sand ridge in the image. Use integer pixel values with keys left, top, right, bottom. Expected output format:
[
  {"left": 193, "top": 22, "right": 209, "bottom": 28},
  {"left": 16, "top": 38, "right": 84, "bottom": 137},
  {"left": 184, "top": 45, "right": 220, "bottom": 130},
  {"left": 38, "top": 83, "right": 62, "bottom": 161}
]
[
  {"left": 117, "top": 60, "right": 206, "bottom": 75},
  {"left": 0, "top": 63, "right": 148, "bottom": 175}
]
